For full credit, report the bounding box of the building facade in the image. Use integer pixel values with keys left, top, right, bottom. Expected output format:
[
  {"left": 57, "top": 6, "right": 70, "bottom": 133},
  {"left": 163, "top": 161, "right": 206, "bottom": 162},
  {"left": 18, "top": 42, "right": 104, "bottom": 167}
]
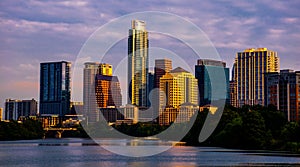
[
  {"left": 265, "top": 70, "right": 300, "bottom": 122},
  {"left": 159, "top": 67, "right": 198, "bottom": 108},
  {"left": 195, "top": 59, "right": 230, "bottom": 106},
  {"left": 0, "top": 108, "right": 3, "bottom": 121},
  {"left": 233, "top": 48, "right": 279, "bottom": 107},
  {"left": 95, "top": 74, "right": 122, "bottom": 108},
  {"left": 159, "top": 103, "right": 198, "bottom": 125},
  {"left": 83, "top": 62, "right": 100, "bottom": 123},
  {"left": 39, "top": 61, "right": 71, "bottom": 116},
  {"left": 5, "top": 98, "right": 37, "bottom": 120},
  {"left": 128, "top": 20, "right": 149, "bottom": 107},
  {"left": 154, "top": 59, "right": 172, "bottom": 88}
]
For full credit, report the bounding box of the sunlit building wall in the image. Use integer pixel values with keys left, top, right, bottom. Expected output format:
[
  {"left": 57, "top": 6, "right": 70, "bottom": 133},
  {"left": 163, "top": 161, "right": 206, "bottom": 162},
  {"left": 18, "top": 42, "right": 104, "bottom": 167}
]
[
  {"left": 234, "top": 48, "right": 279, "bottom": 107},
  {"left": 265, "top": 70, "right": 300, "bottom": 122},
  {"left": 95, "top": 74, "right": 122, "bottom": 108},
  {"left": 159, "top": 67, "right": 198, "bottom": 108},
  {"left": 128, "top": 20, "right": 149, "bottom": 107}
]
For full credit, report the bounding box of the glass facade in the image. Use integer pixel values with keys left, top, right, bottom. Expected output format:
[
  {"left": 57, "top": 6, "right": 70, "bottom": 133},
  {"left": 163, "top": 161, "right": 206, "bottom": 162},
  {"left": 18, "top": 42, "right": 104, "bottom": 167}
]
[
  {"left": 128, "top": 20, "right": 149, "bottom": 107},
  {"left": 195, "top": 59, "right": 230, "bottom": 106},
  {"left": 39, "top": 61, "right": 71, "bottom": 116}
]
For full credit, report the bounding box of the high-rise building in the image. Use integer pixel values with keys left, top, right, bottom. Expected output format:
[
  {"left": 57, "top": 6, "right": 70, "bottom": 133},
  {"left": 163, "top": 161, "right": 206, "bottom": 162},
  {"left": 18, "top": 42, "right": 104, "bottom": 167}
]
[
  {"left": 265, "top": 70, "right": 300, "bottom": 122},
  {"left": 233, "top": 48, "right": 279, "bottom": 107},
  {"left": 154, "top": 59, "right": 172, "bottom": 88},
  {"left": 83, "top": 62, "right": 100, "bottom": 123},
  {"left": 195, "top": 59, "right": 230, "bottom": 106},
  {"left": 229, "top": 81, "right": 237, "bottom": 107},
  {"left": 39, "top": 61, "right": 71, "bottom": 116},
  {"left": 95, "top": 74, "right": 122, "bottom": 108},
  {"left": 0, "top": 108, "right": 3, "bottom": 121},
  {"left": 128, "top": 20, "right": 149, "bottom": 107},
  {"left": 5, "top": 98, "right": 37, "bottom": 120},
  {"left": 147, "top": 72, "right": 155, "bottom": 106},
  {"left": 99, "top": 63, "right": 113, "bottom": 76},
  {"left": 159, "top": 67, "right": 198, "bottom": 108}
]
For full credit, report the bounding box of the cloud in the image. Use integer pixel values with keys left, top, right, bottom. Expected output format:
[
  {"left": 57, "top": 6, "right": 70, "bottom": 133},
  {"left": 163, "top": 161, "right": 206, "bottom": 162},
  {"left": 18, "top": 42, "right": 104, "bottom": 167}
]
[{"left": 0, "top": 0, "right": 300, "bottom": 107}]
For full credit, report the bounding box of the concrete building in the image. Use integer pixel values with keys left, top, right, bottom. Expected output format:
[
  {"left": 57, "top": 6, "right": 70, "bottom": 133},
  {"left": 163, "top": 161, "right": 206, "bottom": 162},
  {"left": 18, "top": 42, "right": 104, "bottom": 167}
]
[
  {"left": 233, "top": 48, "right": 279, "bottom": 107},
  {"left": 159, "top": 67, "right": 198, "bottom": 108},
  {"left": 83, "top": 62, "right": 100, "bottom": 124},
  {"left": 95, "top": 74, "right": 122, "bottom": 108},
  {"left": 154, "top": 59, "right": 172, "bottom": 88},
  {"left": 5, "top": 98, "right": 37, "bottom": 120},
  {"left": 265, "top": 69, "right": 300, "bottom": 121},
  {"left": 159, "top": 103, "right": 198, "bottom": 125},
  {"left": 0, "top": 108, "right": 3, "bottom": 121}
]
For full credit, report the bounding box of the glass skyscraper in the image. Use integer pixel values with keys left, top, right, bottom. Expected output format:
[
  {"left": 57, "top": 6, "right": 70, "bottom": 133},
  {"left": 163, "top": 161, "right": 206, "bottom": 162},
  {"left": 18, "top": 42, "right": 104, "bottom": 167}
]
[
  {"left": 195, "top": 59, "right": 230, "bottom": 106},
  {"left": 39, "top": 61, "right": 71, "bottom": 116},
  {"left": 128, "top": 20, "right": 149, "bottom": 107}
]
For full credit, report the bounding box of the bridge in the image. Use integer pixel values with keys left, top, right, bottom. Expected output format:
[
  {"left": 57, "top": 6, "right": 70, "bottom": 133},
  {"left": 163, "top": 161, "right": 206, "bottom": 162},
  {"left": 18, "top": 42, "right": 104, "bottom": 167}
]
[{"left": 43, "top": 127, "right": 77, "bottom": 138}]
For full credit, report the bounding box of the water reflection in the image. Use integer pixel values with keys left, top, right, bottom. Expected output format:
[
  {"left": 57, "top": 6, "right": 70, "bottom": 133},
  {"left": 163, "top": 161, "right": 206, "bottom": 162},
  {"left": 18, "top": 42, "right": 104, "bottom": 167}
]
[{"left": 0, "top": 138, "right": 300, "bottom": 166}]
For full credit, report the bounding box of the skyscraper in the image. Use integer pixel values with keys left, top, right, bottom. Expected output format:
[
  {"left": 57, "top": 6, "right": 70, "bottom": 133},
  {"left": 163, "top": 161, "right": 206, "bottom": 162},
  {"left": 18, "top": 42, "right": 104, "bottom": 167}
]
[
  {"left": 39, "top": 61, "right": 71, "bottom": 116},
  {"left": 154, "top": 59, "right": 172, "bottom": 88},
  {"left": 233, "top": 48, "right": 279, "bottom": 107},
  {"left": 95, "top": 74, "right": 122, "bottom": 108},
  {"left": 265, "top": 70, "right": 300, "bottom": 122},
  {"left": 128, "top": 20, "right": 149, "bottom": 107},
  {"left": 159, "top": 67, "right": 198, "bottom": 108},
  {"left": 5, "top": 98, "right": 37, "bottom": 120},
  {"left": 195, "top": 59, "right": 230, "bottom": 106}
]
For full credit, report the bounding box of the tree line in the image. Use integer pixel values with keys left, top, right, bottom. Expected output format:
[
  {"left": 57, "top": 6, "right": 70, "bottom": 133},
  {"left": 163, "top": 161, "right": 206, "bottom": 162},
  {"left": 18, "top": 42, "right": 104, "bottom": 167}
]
[{"left": 1, "top": 104, "right": 300, "bottom": 153}]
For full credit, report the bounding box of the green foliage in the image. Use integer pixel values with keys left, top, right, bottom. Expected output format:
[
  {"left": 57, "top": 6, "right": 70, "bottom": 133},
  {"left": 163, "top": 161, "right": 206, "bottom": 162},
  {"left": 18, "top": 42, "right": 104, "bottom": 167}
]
[
  {"left": 183, "top": 104, "right": 300, "bottom": 152},
  {"left": 0, "top": 119, "right": 44, "bottom": 140}
]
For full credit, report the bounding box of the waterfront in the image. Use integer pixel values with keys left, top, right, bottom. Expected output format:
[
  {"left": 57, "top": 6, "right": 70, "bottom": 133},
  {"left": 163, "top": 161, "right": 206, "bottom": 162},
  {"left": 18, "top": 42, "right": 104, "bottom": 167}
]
[{"left": 0, "top": 138, "right": 300, "bottom": 166}]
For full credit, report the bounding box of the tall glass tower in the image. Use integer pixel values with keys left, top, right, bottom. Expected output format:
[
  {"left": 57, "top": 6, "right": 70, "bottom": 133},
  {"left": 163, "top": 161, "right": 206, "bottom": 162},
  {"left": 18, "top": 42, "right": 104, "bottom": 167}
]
[
  {"left": 39, "top": 61, "right": 71, "bottom": 116},
  {"left": 128, "top": 20, "right": 149, "bottom": 107}
]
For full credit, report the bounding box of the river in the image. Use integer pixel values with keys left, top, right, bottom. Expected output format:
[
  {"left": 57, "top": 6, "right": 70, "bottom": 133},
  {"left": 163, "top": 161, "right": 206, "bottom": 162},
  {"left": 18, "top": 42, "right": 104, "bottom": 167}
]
[{"left": 0, "top": 138, "right": 299, "bottom": 166}]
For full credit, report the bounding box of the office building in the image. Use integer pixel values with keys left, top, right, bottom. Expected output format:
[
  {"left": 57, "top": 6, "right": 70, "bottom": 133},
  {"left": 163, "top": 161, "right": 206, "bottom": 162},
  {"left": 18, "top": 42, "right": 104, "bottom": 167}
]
[
  {"left": 195, "top": 59, "right": 230, "bottom": 106},
  {"left": 159, "top": 67, "right": 198, "bottom": 108},
  {"left": 265, "top": 70, "right": 300, "bottom": 122},
  {"left": 233, "top": 48, "right": 279, "bottom": 107},
  {"left": 100, "top": 108, "right": 124, "bottom": 123},
  {"left": 147, "top": 72, "right": 155, "bottom": 107},
  {"left": 5, "top": 98, "right": 37, "bottom": 120},
  {"left": 39, "top": 61, "right": 71, "bottom": 116},
  {"left": 154, "top": 59, "right": 172, "bottom": 88},
  {"left": 229, "top": 81, "right": 237, "bottom": 107},
  {"left": 83, "top": 62, "right": 100, "bottom": 123},
  {"left": 95, "top": 74, "right": 122, "bottom": 108},
  {"left": 159, "top": 103, "right": 198, "bottom": 125},
  {"left": 128, "top": 20, "right": 149, "bottom": 107},
  {"left": 0, "top": 108, "right": 3, "bottom": 121},
  {"left": 120, "top": 104, "right": 139, "bottom": 124},
  {"left": 99, "top": 63, "right": 113, "bottom": 76}
]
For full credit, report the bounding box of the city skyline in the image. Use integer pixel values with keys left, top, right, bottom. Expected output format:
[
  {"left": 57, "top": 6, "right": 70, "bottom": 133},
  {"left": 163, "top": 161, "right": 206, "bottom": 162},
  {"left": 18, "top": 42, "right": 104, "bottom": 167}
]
[{"left": 1, "top": 1, "right": 300, "bottom": 109}]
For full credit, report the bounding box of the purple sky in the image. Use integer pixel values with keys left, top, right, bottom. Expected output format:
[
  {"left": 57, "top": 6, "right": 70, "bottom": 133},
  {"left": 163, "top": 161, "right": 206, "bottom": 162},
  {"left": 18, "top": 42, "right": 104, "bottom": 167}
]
[{"left": 0, "top": 0, "right": 300, "bottom": 109}]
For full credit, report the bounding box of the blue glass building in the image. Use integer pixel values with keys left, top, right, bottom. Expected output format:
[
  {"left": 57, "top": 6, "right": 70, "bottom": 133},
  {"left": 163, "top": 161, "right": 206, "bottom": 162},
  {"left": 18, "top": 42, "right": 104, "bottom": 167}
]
[
  {"left": 195, "top": 59, "right": 230, "bottom": 106},
  {"left": 39, "top": 61, "right": 71, "bottom": 116}
]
